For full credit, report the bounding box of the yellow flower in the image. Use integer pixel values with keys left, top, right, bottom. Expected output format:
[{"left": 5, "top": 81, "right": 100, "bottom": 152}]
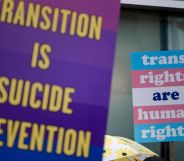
[
  {"left": 103, "top": 147, "right": 113, "bottom": 158},
  {"left": 105, "top": 137, "right": 113, "bottom": 147}
]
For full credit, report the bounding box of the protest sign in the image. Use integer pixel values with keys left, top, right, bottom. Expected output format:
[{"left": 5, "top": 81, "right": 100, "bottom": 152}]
[
  {"left": 0, "top": 0, "right": 120, "bottom": 160},
  {"left": 131, "top": 50, "right": 184, "bottom": 143}
]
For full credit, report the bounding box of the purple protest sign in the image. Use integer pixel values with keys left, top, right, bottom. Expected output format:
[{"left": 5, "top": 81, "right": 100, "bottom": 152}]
[{"left": 0, "top": 0, "right": 120, "bottom": 161}]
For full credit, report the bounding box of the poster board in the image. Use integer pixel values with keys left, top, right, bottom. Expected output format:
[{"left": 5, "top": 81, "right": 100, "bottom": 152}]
[
  {"left": 0, "top": 0, "right": 120, "bottom": 160},
  {"left": 131, "top": 50, "right": 184, "bottom": 143}
]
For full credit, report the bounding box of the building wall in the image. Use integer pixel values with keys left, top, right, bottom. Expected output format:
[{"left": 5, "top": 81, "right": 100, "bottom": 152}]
[{"left": 107, "top": 8, "right": 184, "bottom": 161}]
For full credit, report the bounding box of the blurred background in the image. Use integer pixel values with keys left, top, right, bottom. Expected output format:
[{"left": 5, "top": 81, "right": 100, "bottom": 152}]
[{"left": 107, "top": 1, "right": 184, "bottom": 161}]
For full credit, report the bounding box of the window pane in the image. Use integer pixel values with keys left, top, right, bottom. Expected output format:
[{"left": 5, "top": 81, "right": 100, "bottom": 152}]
[
  {"left": 168, "top": 16, "right": 184, "bottom": 50},
  {"left": 168, "top": 15, "right": 184, "bottom": 161},
  {"left": 107, "top": 9, "right": 160, "bottom": 153}
]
